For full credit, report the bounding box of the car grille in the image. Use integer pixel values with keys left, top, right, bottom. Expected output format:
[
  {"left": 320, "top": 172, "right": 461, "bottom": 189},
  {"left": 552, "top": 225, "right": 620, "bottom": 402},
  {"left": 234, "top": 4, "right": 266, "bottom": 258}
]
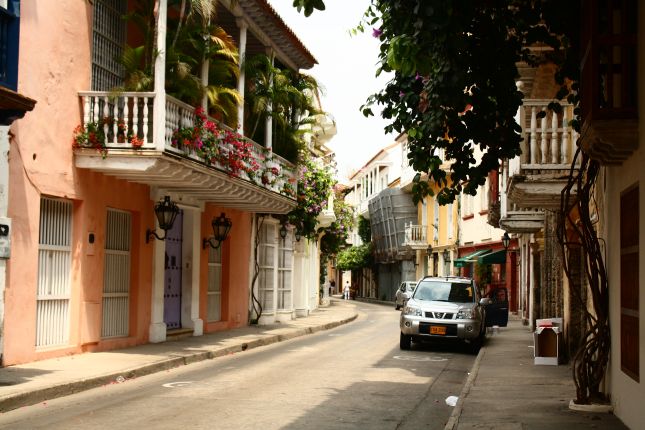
[
  {"left": 425, "top": 312, "right": 454, "bottom": 319},
  {"left": 419, "top": 322, "right": 458, "bottom": 336}
]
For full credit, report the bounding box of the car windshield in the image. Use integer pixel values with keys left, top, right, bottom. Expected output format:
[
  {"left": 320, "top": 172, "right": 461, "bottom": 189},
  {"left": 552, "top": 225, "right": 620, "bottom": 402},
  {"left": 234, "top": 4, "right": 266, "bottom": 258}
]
[{"left": 413, "top": 281, "right": 474, "bottom": 303}]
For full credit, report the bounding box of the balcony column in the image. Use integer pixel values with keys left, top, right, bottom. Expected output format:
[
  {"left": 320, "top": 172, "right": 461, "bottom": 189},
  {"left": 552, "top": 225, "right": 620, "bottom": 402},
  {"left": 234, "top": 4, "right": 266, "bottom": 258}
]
[
  {"left": 149, "top": 0, "right": 168, "bottom": 342},
  {"left": 236, "top": 19, "right": 247, "bottom": 133},
  {"left": 374, "top": 167, "right": 383, "bottom": 193},
  {"left": 149, "top": 214, "right": 167, "bottom": 343},
  {"left": 265, "top": 49, "right": 274, "bottom": 151},
  {"left": 153, "top": 0, "right": 168, "bottom": 152},
  {"left": 201, "top": 19, "right": 211, "bottom": 111}
]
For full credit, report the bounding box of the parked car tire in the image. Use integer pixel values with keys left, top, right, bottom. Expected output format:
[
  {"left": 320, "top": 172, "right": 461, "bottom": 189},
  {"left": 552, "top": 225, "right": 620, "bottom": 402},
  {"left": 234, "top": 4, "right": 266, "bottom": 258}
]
[
  {"left": 400, "top": 332, "right": 412, "bottom": 350},
  {"left": 469, "top": 329, "right": 485, "bottom": 354},
  {"left": 395, "top": 303, "right": 400, "bottom": 310}
]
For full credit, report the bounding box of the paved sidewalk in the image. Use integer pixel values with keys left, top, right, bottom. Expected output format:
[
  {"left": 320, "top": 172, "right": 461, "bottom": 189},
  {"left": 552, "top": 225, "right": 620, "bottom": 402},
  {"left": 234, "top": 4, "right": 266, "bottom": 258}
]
[
  {"left": 0, "top": 299, "right": 358, "bottom": 413},
  {"left": 445, "top": 319, "right": 628, "bottom": 430}
]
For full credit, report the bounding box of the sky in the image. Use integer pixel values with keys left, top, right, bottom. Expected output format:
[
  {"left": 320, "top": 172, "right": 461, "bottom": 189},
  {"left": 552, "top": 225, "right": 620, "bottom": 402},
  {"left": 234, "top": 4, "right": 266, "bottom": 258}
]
[{"left": 266, "top": 0, "right": 397, "bottom": 183}]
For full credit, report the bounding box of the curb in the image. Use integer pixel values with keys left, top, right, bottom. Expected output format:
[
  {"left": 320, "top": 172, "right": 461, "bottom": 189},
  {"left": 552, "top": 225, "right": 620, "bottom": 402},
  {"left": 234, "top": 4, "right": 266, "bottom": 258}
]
[
  {"left": 443, "top": 344, "right": 485, "bottom": 430},
  {"left": 0, "top": 313, "right": 358, "bottom": 413}
]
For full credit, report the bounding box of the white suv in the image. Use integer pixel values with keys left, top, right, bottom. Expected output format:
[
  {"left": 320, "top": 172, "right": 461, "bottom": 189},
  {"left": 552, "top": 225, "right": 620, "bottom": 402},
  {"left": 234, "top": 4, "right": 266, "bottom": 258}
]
[{"left": 399, "top": 276, "right": 490, "bottom": 352}]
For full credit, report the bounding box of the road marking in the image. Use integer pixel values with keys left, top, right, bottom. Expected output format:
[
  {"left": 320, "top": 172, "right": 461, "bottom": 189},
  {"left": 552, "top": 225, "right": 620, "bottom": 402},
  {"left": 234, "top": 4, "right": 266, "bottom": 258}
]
[
  {"left": 162, "top": 381, "right": 195, "bottom": 388},
  {"left": 393, "top": 355, "right": 449, "bottom": 362}
]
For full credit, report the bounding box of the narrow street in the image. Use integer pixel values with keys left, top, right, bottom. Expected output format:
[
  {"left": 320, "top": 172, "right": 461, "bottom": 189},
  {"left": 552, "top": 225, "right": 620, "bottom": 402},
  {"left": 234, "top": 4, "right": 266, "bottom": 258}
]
[{"left": 0, "top": 302, "right": 475, "bottom": 430}]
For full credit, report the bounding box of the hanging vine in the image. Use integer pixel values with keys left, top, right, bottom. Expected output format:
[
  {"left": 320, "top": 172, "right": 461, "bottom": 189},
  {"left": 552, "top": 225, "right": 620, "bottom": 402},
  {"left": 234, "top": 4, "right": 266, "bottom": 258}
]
[
  {"left": 249, "top": 216, "right": 265, "bottom": 324},
  {"left": 558, "top": 146, "right": 610, "bottom": 404}
]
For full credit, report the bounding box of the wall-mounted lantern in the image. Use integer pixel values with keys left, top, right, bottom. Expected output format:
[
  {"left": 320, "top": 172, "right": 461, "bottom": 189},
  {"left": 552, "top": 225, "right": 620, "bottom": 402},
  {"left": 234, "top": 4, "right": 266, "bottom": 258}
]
[
  {"left": 146, "top": 196, "right": 180, "bottom": 243},
  {"left": 502, "top": 232, "right": 511, "bottom": 250},
  {"left": 203, "top": 212, "right": 233, "bottom": 249},
  {"left": 279, "top": 224, "right": 288, "bottom": 242}
]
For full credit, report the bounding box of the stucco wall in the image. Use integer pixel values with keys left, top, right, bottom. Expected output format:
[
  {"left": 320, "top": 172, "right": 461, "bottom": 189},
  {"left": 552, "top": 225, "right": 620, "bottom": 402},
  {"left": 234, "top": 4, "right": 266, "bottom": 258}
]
[
  {"left": 606, "top": 145, "right": 645, "bottom": 429},
  {"left": 4, "top": 2, "right": 157, "bottom": 365},
  {"left": 606, "top": 6, "right": 645, "bottom": 426},
  {"left": 201, "top": 207, "right": 251, "bottom": 332}
]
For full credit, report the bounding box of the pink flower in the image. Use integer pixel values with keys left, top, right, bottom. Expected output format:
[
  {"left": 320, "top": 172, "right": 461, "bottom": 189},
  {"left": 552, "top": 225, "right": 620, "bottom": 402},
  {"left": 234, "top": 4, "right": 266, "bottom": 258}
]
[{"left": 372, "top": 28, "right": 382, "bottom": 38}]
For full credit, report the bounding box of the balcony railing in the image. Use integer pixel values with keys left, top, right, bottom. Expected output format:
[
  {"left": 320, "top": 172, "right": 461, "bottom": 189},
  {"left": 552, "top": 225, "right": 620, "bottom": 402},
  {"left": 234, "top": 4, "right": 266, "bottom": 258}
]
[
  {"left": 403, "top": 224, "right": 428, "bottom": 249},
  {"left": 77, "top": 92, "right": 296, "bottom": 197},
  {"left": 511, "top": 100, "right": 579, "bottom": 177}
]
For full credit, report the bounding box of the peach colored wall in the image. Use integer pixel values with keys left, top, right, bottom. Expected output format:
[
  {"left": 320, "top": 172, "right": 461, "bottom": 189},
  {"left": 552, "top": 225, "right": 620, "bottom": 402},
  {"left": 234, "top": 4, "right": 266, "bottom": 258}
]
[
  {"left": 3, "top": 2, "right": 157, "bottom": 365},
  {"left": 201, "top": 207, "right": 251, "bottom": 332}
]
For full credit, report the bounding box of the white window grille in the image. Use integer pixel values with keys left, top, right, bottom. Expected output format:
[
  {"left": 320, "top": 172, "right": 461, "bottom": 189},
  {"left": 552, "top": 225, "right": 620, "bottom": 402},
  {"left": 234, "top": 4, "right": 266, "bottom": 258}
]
[
  {"left": 277, "top": 230, "right": 293, "bottom": 310},
  {"left": 36, "top": 198, "right": 72, "bottom": 348},
  {"left": 207, "top": 245, "right": 222, "bottom": 322},
  {"left": 480, "top": 180, "right": 488, "bottom": 211},
  {"left": 102, "top": 209, "right": 131, "bottom": 338},
  {"left": 258, "top": 223, "right": 276, "bottom": 311},
  {"left": 91, "top": 0, "right": 127, "bottom": 91}
]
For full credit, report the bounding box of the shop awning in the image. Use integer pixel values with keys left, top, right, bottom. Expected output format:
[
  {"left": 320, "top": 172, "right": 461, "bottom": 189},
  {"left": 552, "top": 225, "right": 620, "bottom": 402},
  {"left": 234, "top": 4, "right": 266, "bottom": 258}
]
[
  {"left": 478, "top": 249, "right": 507, "bottom": 265},
  {"left": 453, "top": 249, "right": 491, "bottom": 268}
]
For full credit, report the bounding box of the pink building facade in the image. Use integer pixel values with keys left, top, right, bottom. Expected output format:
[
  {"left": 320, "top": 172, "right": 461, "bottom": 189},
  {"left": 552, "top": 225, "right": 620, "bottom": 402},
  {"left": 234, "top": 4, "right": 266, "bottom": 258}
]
[{"left": 2, "top": 0, "right": 315, "bottom": 365}]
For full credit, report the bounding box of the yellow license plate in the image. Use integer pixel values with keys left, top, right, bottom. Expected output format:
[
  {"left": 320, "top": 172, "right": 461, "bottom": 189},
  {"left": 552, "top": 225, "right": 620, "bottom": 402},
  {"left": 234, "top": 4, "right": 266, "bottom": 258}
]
[{"left": 430, "top": 326, "right": 446, "bottom": 335}]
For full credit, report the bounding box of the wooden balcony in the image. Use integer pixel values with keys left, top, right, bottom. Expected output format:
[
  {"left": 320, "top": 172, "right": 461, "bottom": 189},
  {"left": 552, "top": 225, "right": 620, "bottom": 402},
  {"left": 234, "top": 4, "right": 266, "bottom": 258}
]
[
  {"left": 506, "top": 100, "right": 579, "bottom": 210},
  {"left": 74, "top": 92, "right": 297, "bottom": 213}
]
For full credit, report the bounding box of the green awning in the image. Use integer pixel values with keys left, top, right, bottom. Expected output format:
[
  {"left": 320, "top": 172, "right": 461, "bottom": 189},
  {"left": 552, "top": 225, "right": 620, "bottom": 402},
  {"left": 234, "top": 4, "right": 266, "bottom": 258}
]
[
  {"left": 478, "top": 249, "right": 507, "bottom": 265},
  {"left": 453, "top": 249, "right": 491, "bottom": 268}
]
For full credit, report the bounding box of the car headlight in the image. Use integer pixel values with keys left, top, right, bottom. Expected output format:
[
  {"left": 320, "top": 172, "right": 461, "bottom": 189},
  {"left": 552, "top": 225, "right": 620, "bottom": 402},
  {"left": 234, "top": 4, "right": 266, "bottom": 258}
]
[
  {"left": 456, "top": 308, "right": 473, "bottom": 319},
  {"left": 403, "top": 305, "right": 422, "bottom": 316}
]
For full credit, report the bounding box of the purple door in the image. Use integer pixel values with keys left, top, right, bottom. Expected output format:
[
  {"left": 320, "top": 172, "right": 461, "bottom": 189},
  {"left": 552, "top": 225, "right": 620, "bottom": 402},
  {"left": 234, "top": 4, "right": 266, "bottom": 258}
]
[{"left": 164, "top": 210, "right": 183, "bottom": 329}]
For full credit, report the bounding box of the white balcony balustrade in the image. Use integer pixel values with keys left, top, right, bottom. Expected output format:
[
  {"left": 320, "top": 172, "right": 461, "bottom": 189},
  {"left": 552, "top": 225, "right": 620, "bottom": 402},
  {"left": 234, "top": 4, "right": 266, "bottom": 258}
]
[
  {"left": 513, "top": 100, "right": 579, "bottom": 176},
  {"left": 506, "top": 100, "right": 580, "bottom": 210},
  {"left": 75, "top": 92, "right": 297, "bottom": 213},
  {"left": 403, "top": 224, "right": 428, "bottom": 249},
  {"left": 79, "top": 91, "right": 296, "bottom": 197}
]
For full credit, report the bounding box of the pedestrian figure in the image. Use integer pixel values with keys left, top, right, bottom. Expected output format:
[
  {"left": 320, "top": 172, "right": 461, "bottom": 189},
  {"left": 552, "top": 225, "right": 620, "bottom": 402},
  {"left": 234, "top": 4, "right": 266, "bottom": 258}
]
[{"left": 344, "top": 282, "right": 350, "bottom": 300}]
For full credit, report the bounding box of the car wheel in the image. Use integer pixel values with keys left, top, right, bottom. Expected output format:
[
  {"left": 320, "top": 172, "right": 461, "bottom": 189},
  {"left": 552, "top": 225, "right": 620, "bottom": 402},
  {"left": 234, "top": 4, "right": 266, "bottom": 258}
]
[
  {"left": 469, "top": 329, "right": 485, "bottom": 354},
  {"left": 400, "top": 332, "right": 412, "bottom": 350},
  {"left": 395, "top": 302, "right": 400, "bottom": 310}
]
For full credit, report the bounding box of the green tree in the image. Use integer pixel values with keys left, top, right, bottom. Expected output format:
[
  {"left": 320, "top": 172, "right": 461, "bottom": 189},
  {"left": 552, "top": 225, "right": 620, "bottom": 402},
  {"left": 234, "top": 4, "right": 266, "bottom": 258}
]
[
  {"left": 357, "top": 215, "right": 371, "bottom": 243},
  {"left": 336, "top": 243, "right": 372, "bottom": 271},
  {"left": 244, "top": 54, "right": 323, "bottom": 162},
  {"left": 287, "top": 154, "right": 336, "bottom": 240}
]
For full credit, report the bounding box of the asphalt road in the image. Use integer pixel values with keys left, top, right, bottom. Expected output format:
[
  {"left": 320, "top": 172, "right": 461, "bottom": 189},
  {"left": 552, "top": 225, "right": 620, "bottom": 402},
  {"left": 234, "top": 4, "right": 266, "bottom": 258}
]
[{"left": 0, "top": 302, "right": 476, "bottom": 430}]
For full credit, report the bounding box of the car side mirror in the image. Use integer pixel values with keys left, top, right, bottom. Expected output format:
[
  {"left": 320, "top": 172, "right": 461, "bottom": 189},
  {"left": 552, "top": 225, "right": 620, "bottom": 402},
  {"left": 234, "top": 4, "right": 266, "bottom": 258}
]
[{"left": 479, "top": 297, "right": 492, "bottom": 306}]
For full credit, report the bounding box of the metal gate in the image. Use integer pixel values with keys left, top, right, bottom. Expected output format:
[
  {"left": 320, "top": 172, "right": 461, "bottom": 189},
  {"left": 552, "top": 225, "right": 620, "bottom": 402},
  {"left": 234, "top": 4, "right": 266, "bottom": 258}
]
[
  {"left": 36, "top": 198, "right": 72, "bottom": 347},
  {"left": 207, "top": 245, "right": 222, "bottom": 322},
  {"left": 102, "top": 209, "right": 131, "bottom": 338},
  {"left": 164, "top": 210, "right": 183, "bottom": 329},
  {"left": 258, "top": 223, "right": 276, "bottom": 312}
]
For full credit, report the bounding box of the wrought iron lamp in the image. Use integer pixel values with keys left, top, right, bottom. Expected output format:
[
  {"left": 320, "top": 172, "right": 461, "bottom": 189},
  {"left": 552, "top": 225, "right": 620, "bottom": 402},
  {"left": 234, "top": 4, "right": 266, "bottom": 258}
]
[
  {"left": 502, "top": 232, "right": 511, "bottom": 250},
  {"left": 203, "top": 212, "right": 233, "bottom": 249},
  {"left": 443, "top": 248, "right": 450, "bottom": 261},
  {"left": 146, "top": 196, "right": 180, "bottom": 243},
  {"left": 279, "top": 224, "right": 288, "bottom": 242},
  {"left": 295, "top": 229, "right": 302, "bottom": 242}
]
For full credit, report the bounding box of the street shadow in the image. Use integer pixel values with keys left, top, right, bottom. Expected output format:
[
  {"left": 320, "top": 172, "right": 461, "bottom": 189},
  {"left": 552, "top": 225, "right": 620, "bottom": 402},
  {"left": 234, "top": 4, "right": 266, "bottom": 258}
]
[
  {"left": 0, "top": 366, "right": 54, "bottom": 387},
  {"left": 277, "top": 344, "right": 473, "bottom": 430}
]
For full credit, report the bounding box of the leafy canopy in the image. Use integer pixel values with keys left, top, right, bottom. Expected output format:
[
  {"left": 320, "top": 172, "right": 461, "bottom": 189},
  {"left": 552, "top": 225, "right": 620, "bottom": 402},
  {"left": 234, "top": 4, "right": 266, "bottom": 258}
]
[
  {"left": 336, "top": 243, "right": 372, "bottom": 271},
  {"left": 298, "top": 0, "right": 579, "bottom": 204}
]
